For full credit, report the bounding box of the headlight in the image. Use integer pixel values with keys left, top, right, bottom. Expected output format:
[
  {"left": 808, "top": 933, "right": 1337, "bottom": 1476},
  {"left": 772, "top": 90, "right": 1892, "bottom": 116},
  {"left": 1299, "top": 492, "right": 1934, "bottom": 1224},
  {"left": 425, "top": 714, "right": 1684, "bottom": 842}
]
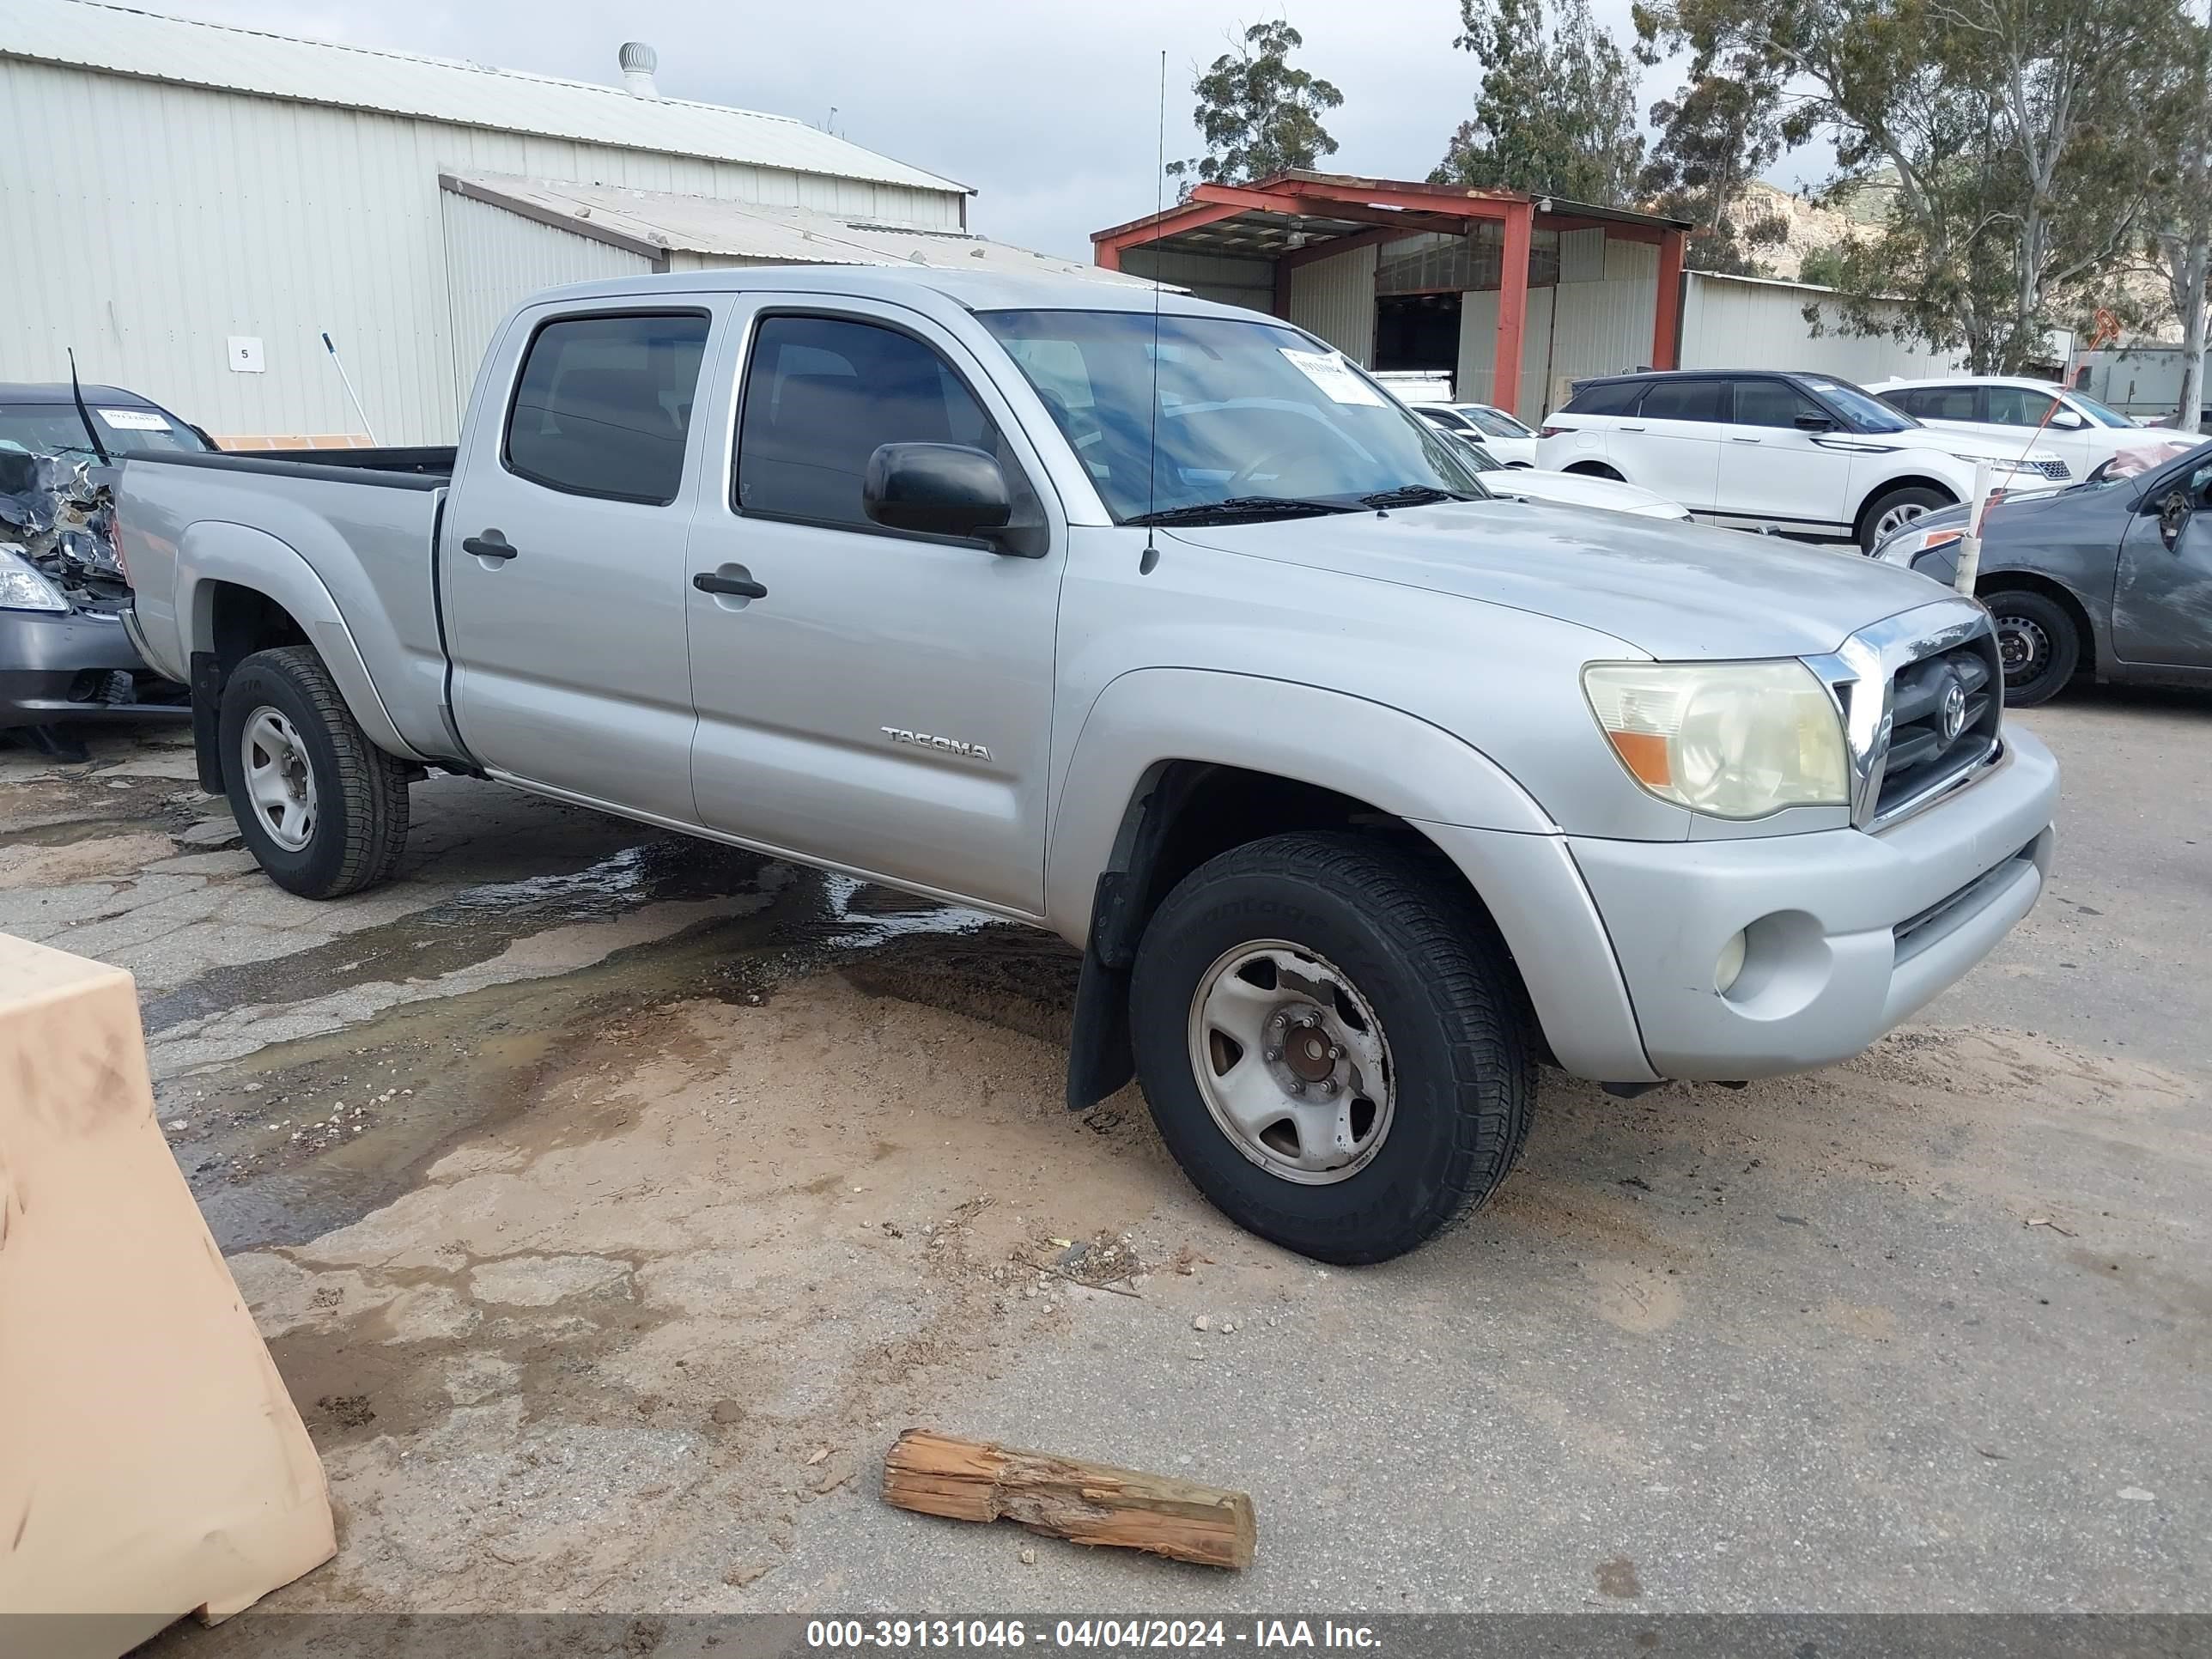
[
  {"left": 1875, "top": 523, "right": 1966, "bottom": 566},
  {"left": 1583, "top": 660, "right": 1850, "bottom": 819},
  {"left": 0, "top": 546, "right": 70, "bottom": 613},
  {"left": 1963, "top": 456, "right": 2038, "bottom": 475}
]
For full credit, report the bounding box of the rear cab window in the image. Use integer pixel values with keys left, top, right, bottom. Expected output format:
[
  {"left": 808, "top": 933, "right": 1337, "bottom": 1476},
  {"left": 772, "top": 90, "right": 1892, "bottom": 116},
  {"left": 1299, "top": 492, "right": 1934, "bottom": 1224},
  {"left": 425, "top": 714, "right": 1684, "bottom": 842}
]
[{"left": 504, "top": 312, "right": 709, "bottom": 505}]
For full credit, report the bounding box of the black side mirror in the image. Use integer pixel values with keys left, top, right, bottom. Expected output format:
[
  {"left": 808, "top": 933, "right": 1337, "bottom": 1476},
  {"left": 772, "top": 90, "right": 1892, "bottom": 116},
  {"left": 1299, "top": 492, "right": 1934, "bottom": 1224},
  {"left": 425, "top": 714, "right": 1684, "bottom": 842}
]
[
  {"left": 1794, "top": 411, "right": 1836, "bottom": 432},
  {"left": 864, "top": 443, "right": 1013, "bottom": 543},
  {"left": 2158, "top": 489, "right": 2191, "bottom": 550}
]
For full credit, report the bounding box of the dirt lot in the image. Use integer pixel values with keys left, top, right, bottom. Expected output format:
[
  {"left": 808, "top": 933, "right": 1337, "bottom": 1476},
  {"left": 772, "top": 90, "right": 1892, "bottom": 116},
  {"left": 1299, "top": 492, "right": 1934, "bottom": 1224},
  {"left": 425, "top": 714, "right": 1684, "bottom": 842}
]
[{"left": 3, "top": 695, "right": 2207, "bottom": 1629}]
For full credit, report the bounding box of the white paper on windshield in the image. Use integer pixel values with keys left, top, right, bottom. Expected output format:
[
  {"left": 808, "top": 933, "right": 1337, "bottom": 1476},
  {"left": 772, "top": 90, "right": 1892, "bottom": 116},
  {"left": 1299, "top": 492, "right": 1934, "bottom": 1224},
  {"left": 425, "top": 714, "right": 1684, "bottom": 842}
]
[
  {"left": 97, "top": 408, "right": 170, "bottom": 431},
  {"left": 1279, "top": 348, "right": 1385, "bottom": 406}
]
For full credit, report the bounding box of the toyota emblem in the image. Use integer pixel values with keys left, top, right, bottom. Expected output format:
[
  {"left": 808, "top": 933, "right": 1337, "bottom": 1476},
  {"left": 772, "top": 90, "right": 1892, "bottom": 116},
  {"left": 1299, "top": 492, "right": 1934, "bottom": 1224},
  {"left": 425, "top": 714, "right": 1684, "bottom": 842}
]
[{"left": 1940, "top": 679, "right": 1968, "bottom": 743}]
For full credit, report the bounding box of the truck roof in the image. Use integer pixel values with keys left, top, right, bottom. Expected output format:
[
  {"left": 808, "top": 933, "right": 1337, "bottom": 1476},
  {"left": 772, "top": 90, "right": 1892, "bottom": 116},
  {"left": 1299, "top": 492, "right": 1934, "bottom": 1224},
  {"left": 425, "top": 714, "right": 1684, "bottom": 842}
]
[{"left": 528, "top": 264, "right": 1264, "bottom": 320}]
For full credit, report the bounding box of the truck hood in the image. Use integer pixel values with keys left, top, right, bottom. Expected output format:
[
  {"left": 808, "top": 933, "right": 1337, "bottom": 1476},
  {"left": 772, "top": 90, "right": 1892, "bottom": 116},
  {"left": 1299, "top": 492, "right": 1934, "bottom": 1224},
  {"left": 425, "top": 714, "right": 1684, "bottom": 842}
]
[{"left": 1165, "top": 497, "right": 1948, "bottom": 660}]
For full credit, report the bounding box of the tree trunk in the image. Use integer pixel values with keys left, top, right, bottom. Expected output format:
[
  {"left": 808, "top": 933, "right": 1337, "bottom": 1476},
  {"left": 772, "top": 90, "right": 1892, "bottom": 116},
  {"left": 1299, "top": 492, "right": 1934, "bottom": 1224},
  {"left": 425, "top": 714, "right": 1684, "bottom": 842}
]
[
  {"left": 880, "top": 1430, "right": 1258, "bottom": 1570},
  {"left": 2178, "top": 234, "right": 2209, "bottom": 433}
]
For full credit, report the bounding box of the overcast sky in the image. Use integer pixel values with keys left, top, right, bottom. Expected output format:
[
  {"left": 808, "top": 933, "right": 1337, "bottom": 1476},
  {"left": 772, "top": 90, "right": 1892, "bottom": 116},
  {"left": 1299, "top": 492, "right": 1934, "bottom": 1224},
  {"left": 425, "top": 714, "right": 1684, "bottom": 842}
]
[{"left": 142, "top": 0, "right": 1835, "bottom": 258}]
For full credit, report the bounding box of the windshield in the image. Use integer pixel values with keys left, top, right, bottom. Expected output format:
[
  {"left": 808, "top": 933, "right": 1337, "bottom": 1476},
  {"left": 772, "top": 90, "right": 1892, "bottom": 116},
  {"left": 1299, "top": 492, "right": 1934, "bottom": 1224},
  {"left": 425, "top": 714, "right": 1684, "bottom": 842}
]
[
  {"left": 2065, "top": 392, "right": 2136, "bottom": 429},
  {"left": 1462, "top": 404, "right": 1534, "bottom": 440},
  {"left": 0, "top": 403, "right": 210, "bottom": 457},
  {"left": 978, "top": 309, "right": 1486, "bottom": 522},
  {"left": 1801, "top": 376, "right": 1916, "bottom": 434}
]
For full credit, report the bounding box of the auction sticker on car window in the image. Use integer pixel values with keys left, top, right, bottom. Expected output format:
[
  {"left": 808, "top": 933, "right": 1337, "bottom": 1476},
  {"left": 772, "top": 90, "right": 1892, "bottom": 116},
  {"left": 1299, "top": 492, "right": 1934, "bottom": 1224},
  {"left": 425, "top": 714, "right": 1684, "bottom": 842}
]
[
  {"left": 97, "top": 408, "right": 170, "bottom": 431},
  {"left": 1279, "top": 348, "right": 1384, "bottom": 406}
]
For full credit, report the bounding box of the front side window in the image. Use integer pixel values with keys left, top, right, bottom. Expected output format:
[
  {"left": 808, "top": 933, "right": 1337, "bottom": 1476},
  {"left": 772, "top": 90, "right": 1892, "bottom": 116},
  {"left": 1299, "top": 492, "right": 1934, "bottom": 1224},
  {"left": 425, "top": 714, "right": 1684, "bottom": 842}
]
[
  {"left": 1638, "top": 380, "right": 1727, "bottom": 423},
  {"left": 736, "top": 313, "right": 1026, "bottom": 531},
  {"left": 505, "top": 312, "right": 708, "bottom": 505},
  {"left": 1985, "top": 386, "right": 2062, "bottom": 427},
  {"left": 978, "top": 308, "right": 1485, "bottom": 524},
  {"left": 1731, "top": 380, "right": 1822, "bottom": 428}
]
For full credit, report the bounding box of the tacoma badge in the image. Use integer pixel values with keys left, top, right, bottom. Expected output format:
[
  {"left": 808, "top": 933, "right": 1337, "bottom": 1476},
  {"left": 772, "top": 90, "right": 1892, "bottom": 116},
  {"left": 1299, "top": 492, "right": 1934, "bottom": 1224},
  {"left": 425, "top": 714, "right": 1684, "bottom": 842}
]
[{"left": 881, "top": 726, "right": 993, "bottom": 763}]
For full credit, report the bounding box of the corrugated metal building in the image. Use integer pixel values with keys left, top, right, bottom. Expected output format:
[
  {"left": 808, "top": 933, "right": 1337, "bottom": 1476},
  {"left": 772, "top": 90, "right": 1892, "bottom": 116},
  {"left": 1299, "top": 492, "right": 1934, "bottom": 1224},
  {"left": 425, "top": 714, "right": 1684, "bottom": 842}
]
[
  {"left": 0, "top": 0, "right": 978, "bottom": 445},
  {"left": 1095, "top": 174, "right": 1968, "bottom": 419}
]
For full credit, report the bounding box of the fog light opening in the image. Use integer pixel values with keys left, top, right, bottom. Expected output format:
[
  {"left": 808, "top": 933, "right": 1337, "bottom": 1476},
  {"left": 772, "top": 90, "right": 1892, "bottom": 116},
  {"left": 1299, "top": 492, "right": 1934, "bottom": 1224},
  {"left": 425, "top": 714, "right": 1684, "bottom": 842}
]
[{"left": 1714, "top": 930, "right": 1747, "bottom": 995}]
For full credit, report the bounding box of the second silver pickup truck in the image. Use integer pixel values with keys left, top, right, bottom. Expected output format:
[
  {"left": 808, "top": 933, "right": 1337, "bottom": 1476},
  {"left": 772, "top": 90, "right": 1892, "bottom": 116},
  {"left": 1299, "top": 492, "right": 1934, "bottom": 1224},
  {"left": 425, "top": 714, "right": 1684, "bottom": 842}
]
[{"left": 118, "top": 267, "right": 2058, "bottom": 1263}]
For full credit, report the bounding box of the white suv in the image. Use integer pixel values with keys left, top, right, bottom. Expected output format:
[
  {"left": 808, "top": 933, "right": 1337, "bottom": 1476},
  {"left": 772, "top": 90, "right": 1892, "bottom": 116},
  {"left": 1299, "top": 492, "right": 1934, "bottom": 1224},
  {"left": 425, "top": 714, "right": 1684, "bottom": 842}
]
[
  {"left": 1536, "top": 369, "right": 2065, "bottom": 552},
  {"left": 1871, "top": 375, "right": 2203, "bottom": 482}
]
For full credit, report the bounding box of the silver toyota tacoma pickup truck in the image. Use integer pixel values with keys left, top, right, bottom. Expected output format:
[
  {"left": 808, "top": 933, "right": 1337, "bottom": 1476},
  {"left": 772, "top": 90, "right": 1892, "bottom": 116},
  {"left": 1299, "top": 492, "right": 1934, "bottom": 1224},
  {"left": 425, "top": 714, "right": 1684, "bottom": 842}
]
[{"left": 117, "top": 268, "right": 2058, "bottom": 1264}]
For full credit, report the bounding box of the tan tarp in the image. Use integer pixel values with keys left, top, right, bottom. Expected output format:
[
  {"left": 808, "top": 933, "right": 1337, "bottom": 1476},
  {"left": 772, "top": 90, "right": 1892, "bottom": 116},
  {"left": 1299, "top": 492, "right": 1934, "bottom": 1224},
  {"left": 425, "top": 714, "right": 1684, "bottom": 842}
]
[{"left": 0, "top": 932, "right": 334, "bottom": 1656}]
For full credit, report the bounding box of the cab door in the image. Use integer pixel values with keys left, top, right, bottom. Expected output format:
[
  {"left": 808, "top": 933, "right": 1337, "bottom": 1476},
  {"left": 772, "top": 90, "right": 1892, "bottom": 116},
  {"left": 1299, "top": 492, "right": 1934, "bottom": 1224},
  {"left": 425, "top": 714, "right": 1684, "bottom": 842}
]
[
  {"left": 440, "top": 303, "right": 716, "bottom": 821},
  {"left": 1715, "top": 377, "right": 1856, "bottom": 531},
  {"left": 2112, "top": 454, "right": 2212, "bottom": 669},
  {"left": 680, "top": 300, "right": 1066, "bottom": 914},
  {"left": 1606, "top": 377, "right": 1723, "bottom": 510}
]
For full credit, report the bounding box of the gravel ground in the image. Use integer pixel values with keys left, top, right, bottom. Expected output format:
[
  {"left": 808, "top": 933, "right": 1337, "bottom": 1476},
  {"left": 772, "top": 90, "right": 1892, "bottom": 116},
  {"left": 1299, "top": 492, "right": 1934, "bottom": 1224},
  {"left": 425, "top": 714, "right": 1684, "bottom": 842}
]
[{"left": 3, "top": 689, "right": 2204, "bottom": 1638}]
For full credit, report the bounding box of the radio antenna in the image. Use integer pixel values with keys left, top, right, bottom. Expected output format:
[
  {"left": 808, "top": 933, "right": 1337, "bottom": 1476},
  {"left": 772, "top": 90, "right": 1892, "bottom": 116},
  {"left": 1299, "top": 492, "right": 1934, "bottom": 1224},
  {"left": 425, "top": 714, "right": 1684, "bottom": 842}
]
[{"left": 1140, "top": 47, "right": 1166, "bottom": 575}]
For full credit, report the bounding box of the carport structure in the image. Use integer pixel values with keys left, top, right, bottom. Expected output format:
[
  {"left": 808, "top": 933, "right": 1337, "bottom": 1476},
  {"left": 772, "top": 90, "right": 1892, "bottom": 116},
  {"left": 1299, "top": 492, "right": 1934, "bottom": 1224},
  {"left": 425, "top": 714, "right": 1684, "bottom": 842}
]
[{"left": 1093, "top": 171, "right": 1692, "bottom": 422}]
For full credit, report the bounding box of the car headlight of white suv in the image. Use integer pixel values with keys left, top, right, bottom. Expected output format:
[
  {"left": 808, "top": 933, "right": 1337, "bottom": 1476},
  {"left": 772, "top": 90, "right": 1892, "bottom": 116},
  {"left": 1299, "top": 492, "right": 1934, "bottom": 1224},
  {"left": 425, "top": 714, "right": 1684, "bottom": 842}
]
[{"left": 1583, "top": 660, "right": 1850, "bottom": 819}]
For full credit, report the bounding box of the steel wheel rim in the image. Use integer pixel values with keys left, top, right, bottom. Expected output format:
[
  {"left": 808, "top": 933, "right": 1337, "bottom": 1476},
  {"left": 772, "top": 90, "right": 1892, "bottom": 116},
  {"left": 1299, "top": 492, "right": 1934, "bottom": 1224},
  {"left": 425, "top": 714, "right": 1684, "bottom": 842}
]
[
  {"left": 1995, "top": 615, "right": 2050, "bottom": 687},
  {"left": 1185, "top": 939, "right": 1395, "bottom": 1186},
  {"left": 1875, "top": 500, "right": 1932, "bottom": 541},
  {"left": 240, "top": 707, "right": 317, "bottom": 852}
]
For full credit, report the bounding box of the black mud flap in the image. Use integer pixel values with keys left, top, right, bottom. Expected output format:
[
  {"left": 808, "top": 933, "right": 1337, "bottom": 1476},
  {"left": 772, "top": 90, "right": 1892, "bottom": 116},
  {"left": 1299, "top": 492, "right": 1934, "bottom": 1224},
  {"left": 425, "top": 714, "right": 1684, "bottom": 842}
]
[
  {"left": 1066, "top": 947, "right": 1134, "bottom": 1109},
  {"left": 190, "top": 649, "right": 225, "bottom": 795}
]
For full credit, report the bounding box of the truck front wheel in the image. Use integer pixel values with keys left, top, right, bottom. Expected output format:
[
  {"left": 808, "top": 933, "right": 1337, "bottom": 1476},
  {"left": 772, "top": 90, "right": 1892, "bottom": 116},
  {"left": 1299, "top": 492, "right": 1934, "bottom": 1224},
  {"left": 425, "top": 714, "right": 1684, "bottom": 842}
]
[
  {"left": 220, "top": 645, "right": 411, "bottom": 899},
  {"left": 1128, "top": 832, "right": 1535, "bottom": 1264}
]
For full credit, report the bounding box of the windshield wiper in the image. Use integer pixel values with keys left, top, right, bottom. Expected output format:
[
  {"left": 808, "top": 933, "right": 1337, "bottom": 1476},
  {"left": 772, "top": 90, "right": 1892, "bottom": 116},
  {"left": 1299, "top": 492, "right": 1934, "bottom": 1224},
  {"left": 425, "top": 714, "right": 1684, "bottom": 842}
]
[
  {"left": 1127, "top": 495, "right": 1358, "bottom": 527},
  {"left": 1359, "top": 483, "right": 1479, "bottom": 509}
]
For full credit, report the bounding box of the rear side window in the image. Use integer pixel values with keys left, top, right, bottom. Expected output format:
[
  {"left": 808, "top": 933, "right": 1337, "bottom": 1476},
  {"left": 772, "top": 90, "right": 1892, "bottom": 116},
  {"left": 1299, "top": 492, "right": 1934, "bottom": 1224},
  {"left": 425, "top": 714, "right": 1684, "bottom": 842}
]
[
  {"left": 1564, "top": 380, "right": 1644, "bottom": 417},
  {"left": 505, "top": 312, "right": 709, "bottom": 505},
  {"left": 1638, "top": 380, "right": 1728, "bottom": 422},
  {"left": 736, "top": 313, "right": 1021, "bottom": 532}
]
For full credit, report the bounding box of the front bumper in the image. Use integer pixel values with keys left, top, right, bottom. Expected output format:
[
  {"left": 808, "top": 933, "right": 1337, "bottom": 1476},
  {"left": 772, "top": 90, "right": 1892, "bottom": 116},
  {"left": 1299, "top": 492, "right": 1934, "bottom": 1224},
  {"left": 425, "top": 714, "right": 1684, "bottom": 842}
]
[
  {"left": 1424, "top": 729, "right": 2057, "bottom": 1083},
  {"left": 0, "top": 606, "right": 188, "bottom": 729}
]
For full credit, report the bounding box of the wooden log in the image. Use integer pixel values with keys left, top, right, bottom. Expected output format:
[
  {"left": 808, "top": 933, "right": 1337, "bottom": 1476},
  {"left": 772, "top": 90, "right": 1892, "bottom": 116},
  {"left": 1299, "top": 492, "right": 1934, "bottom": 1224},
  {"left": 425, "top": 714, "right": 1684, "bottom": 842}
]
[{"left": 881, "top": 1429, "right": 1256, "bottom": 1570}]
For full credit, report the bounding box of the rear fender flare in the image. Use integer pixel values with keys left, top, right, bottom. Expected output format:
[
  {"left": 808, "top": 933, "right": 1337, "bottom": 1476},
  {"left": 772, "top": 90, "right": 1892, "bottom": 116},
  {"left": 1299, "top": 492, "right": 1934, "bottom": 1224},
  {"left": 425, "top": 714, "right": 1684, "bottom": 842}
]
[{"left": 179, "top": 522, "right": 420, "bottom": 761}]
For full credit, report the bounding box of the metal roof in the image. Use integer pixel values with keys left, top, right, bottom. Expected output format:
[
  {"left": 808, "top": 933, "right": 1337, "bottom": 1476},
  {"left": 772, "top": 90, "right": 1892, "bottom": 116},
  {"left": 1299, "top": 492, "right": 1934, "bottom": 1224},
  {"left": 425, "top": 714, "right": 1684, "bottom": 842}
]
[
  {"left": 442, "top": 174, "right": 1153, "bottom": 288},
  {"left": 0, "top": 0, "right": 968, "bottom": 195}
]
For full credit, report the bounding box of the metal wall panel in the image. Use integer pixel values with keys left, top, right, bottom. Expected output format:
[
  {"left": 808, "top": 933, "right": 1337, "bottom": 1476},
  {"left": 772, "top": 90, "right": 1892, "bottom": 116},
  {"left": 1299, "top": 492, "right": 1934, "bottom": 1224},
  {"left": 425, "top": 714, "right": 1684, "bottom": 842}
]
[
  {"left": 1457, "top": 276, "right": 1650, "bottom": 422},
  {"left": 440, "top": 191, "right": 654, "bottom": 413},
  {"left": 1680, "top": 272, "right": 1966, "bottom": 383},
  {"left": 1286, "top": 244, "right": 1377, "bottom": 361},
  {"left": 1118, "top": 248, "right": 1274, "bottom": 313},
  {"left": 0, "top": 59, "right": 964, "bottom": 444}
]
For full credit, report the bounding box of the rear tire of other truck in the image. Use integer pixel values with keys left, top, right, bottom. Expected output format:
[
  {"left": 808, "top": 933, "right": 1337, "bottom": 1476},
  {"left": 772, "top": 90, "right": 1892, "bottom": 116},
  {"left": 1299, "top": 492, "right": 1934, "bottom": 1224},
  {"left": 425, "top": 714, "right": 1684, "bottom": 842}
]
[
  {"left": 220, "top": 645, "right": 411, "bottom": 899},
  {"left": 1859, "top": 483, "right": 1952, "bottom": 553},
  {"left": 1983, "top": 587, "right": 2080, "bottom": 708},
  {"left": 1128, "top": 832, "right": 1535, "bottom": 1265}
]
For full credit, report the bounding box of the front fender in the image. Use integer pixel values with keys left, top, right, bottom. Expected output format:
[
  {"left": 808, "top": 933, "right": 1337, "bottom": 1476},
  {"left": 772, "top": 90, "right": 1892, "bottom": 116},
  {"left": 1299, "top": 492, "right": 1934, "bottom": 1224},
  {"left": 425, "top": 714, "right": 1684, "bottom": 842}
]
[
  {"left": 179, "top": 523, "right": 423, "bottom": 762},
  {"left": 1045, "top": 668, "right": 1558, "bottom": 939}
]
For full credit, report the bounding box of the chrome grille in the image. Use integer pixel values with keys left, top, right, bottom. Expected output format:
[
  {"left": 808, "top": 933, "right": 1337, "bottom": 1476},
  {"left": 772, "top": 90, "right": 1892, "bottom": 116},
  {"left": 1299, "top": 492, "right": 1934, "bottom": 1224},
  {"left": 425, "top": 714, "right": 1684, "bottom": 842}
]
[{"left": 1875, "top": 638, "right": 2002, "bottom": 819}]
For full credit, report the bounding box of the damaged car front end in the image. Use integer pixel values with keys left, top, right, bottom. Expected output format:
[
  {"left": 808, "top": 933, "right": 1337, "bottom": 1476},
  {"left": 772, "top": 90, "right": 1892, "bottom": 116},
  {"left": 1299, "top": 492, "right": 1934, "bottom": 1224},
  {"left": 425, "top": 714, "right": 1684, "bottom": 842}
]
[{"left": 1, "top": 444, "right": 189, "bottom": 754}]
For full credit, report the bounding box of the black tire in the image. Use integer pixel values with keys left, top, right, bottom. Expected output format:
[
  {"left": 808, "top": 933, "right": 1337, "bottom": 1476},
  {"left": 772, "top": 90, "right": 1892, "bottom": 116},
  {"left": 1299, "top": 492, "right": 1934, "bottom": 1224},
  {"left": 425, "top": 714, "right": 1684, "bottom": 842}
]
[
  {"left": 1983, "top": 588, "right": 2081, "bottom": 708},
  {"left": 1859, "top": 483, "right": 1953, "bottom": 554},
  {"left": 1127, "top": 832, "right": 1536, "bottom": 1265},
  {"left": 220, "top": 645, "right": 411, "bottom": 899}
]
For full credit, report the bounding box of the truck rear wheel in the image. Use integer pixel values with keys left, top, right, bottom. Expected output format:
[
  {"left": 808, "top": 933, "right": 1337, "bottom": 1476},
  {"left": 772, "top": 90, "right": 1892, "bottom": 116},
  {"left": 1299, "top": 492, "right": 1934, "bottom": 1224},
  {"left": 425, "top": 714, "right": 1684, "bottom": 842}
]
[
  {"left": 1128, "top": 832, "right": 1535, "bottom": 1264},
  {"left": 220, "top": 645, "right": 410, "bottom": 899}
]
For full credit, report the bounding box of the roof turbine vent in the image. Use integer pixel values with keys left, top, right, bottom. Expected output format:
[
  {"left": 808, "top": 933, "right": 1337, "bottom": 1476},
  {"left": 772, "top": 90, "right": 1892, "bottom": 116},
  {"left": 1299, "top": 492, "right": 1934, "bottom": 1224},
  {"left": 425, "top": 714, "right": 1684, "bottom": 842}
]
[{"left": 617, "top": 41, "right": 659, "bottom": 99}]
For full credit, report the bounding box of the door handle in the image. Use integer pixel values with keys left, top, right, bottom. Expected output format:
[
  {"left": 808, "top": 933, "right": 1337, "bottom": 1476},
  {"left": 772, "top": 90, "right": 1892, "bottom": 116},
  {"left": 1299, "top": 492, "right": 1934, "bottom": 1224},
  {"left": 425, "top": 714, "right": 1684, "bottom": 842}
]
[
  {"left": 1731, "top": 436, "right": 1762, "bottom": 444},
  {"left": 463, "top": 532, "right": 517, "bottom": 562},
  {"left": 1619, "top": 425, "right": 1647, "bottom": 432},
  {"left": 693, "top": 571, "right": 768, "bottom": 599}
]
